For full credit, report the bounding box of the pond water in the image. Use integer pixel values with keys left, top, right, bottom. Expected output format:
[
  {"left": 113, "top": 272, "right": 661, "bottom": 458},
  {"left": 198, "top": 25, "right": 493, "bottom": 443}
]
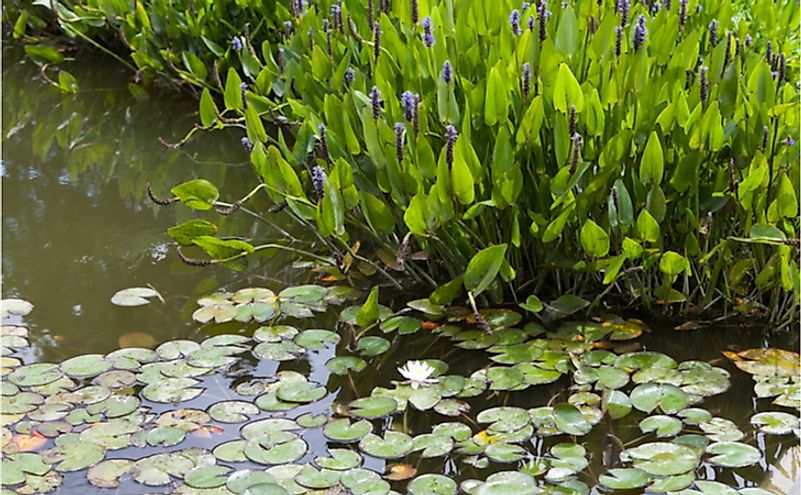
[{"left": 1, "top": 49, "right": 798, "bottom": 495}]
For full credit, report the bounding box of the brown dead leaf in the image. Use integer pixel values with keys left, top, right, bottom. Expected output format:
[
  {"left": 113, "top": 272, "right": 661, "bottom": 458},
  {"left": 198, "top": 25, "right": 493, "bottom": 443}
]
[
  {"left": 384, "top": 463, "right": 416, "bottom": 481},
  {"left": 192, "top": 425, "right": 224, "bottom": 438},
  {"left": 8, "top": 433, "right": 47, "bottom": 452}
]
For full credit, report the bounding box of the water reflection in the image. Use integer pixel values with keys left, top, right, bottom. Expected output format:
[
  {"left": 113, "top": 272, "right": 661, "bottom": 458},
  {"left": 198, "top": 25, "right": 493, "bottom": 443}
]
[{"left": 1, "top": 48, "right": 308, "bottom": 360}]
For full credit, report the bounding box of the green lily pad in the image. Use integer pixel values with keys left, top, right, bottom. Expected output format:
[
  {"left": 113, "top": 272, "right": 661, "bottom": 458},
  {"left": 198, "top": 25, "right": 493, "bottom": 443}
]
[
  {"left": 355, "top": 336, "right": 391, "bottom": 357},
  {"left": 380, "top": 316, "right": 421, "bottom": 335},
  {"left": 406, "top": 299, "right": 445, "bottom": 315},
  {"left": 358, "top": 431, "right": 413, "bottom": 459},
  {"left": 253, "top": 341, "right": 305, "bottom": 361},
  {"left": 599, "top": 468, "right": 649, "bottom": 489},
  {"left": 554, "top": 403, "right": 592, "bottom": 435},
  {"left": 325, "top": 356, "right": 367, "bottom": 375},
  {"left": 630, "top": 383, "right": 690, "bottom": 414},
  {"left": 294, "top": 466, "right": 341, "bottom": 489},
  {"left": 678, "top": 407, "right": 713, "bottom": 425},
  {"left": 17, "top": 472, "right": 62, "bottom": 494},
  {"left": 232, "top": 288, "right": 276, "bottom": 303},
  {"left": 8, "top": 363, "right": 62, "bottom": 387},
  {"left": 409, "top": 386, "right": 442, "bottom": 410},
  {"left": 408, "top": 474, "right": 458, "bottom": 495},
  {"left": 235, "top": 301, "right": 279, "bottom": 323},
  {"left": 279, "top": 285, "right": 327, "bottom": 303},
  {"left": 432, "top": 422, "right": 473, "bottom": 442},
  {"left": 111, "top": 287, "right": 161, "bottom": 307},
  {"left": 700, "top": 417, "right": 745, "bottom": 442},
  {"left": 192, "top": 302, "right": 238, "bottom": 324},
  {"left": 43, "top": 437, "right": 105, "bottom": 472},
  {"left": 245, "top": 437, "right": 307, "bottom": 465},
  {"left": 412, "top": 433, "right": 455, "bottom": 458},
  {"left": 705, "top": 441, "right": 762, "bottom": 467},
  {"left": 477, "top": 407, "right": 531, "bottom": 432},
  {"left": 349, "top": 396, "right": 398, "bottom": 419},
  {"left": 184, "top": 465, "right": 231, "bottom": 489},
  {"left": 624, "top": 442, "right": 701, "bottom": 476},
  {"left": 647, "top": 473, "right": 695, "bottom": 492},
  {"left": 2, "top": 453, "right": 51, "bottom": 485},
  {"left": 226, "top": 469, "right": 278, "bottom": 494},
  {"left": 485, "top": 443, "right": 527, "bottom": 463},
  {"left": 253, "top": 325, "right": 299, "bottom": 343},
  {"left": 315, "top": 448, "right": 363, "bottom": 470},
  {"left": 323, "top": 418, "right": 373, "bottom": 443},
  {"left": 212, "top": 440, "right": 247, "bottom": 463},
  {"left": 276, "top": 381, "right": 326, "bottom": 403},
  {"left": 131, "top": 450, "right": 210, "bottom": 486},
  {"left": 434, "top": 398, "right": 470, "bottom": 416},
  {"left": 208, "top": 401, "right": 259, "bottom": 423},
  {"left": 750, "top": 411, "right": 799, "bottom": 435},
  {"left": 2, "top": 392, "right": 44, "bottom": 414},
  {"left": 140, "top": 377, "right": 203, "bottom": 403},
  {"left": 640, "top": 415, "right": 683, "bottom": 437},
  {"left": 616, "top": 351, "right": 677, "bottom": 370},
  {"left": 695, "top": 480, "right": 741, "bottom": 495},
  {"left": 254, "top": 392, "right": 296, "bottom": 412},
  {"left": 468, "top": 471, "right": 539, "bottom": 495},
  {"left": 293, "top": 329, "right": 340, "bottom": 350},
  {"left": 340, "top": 468, "right": 390, "bottom": 495},
  {"left": 486, "top": 366, "right": 524, "bottom": 391},
  {"left": 603, "top": 390, "right": 632, "bottom": 419}
]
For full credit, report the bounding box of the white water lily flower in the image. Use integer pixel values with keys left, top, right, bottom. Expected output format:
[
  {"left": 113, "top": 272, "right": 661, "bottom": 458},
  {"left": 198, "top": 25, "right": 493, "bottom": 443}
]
[{"left": 398, "top": 360, "right": 438, "bottom": 389}]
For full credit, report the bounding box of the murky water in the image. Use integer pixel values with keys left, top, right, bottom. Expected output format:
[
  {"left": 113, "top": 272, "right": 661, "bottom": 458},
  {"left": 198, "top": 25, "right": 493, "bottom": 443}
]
[
  {"left": 2, "top": 48, "right": 312, "bottom": 362},
  {"left": 1, "top": 49, "right": 798, "bottom": 495}
]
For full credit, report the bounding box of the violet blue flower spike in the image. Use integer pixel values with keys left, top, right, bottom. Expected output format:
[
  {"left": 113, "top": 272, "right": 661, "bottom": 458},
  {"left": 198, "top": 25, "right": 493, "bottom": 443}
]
[
  {"left": 231, "top": 36, "right": 243, "bottom": 51},
  {"left": 370, "top": 85, "right": 382, "bottom": 120},
  {"left": 527, "top": 15, "right": 535, "bottom": 31},
  {"left": 615, "top": 25, "right": 623, "bottom": 57},
  {"left": 311, "top": 165, "right": 326, "bottom": 200},
  {"left": 421, "top": 16, "right": 435, "bottom": 47},
  {"left": 617, "top": 0, "right": 630, "bottom": 26},
  {"left": 537, "top": 1, "right": 550, "bottom": 42},
  {"left": 401, "top": 91, "right": 416, "bottom": 121},
  {"left": 284, "top": 20, "right": 293, "bottom": 38},
  {"left": 510, "top": 9, "right": 522, "bottom": 36},
  {"left": 441, "top": 60, "right": 453, "bottom": 84},
  {"left": 522, "top": 63, "right": 531, "bottom": 102},
  {"left": 570, "top": 133, "right": 582, "bottom": 175},
  {"left": 632, "top": 15, "right": 647, "bottom": 51},
  {"left": 373, "top": 21, "right": 382, "bottom": 61},
  {"left": 241, "top": 137, "right": 253, "bottom": 152},
  {"left": 708, "top": 19, "right": 718, "bottom": 48},
  {"left": 411, "top": 0, "right": 418, "bottom": 24},
  {"left": 318, "top": 124, "right": 331, "bottom": 163},
  {"left": 699, "top": 66, "right": 708, "bottom": 107},
  {"left": 344, "top": 68, "right": 355, "bottom": 84},
  {"left": 331, "top": 4, "right": 343, "bottom": 31},
  {"left": 679, "top": 0, "right": 687, "bottom": 28}
]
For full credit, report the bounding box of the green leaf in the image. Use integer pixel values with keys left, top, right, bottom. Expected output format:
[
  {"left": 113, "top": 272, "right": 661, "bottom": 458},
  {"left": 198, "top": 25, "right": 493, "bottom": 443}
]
[
  {"left": 223, "top": 68, "right": 243, "bottom": 110},
  {"left": 580, "top": 220, "right": 610, "bottom": 257},
  {"left": 57, "top": 70, "right": 78, "bottom": 94},
  {"left": 167, "top": 220, "right": 218, "bottom": 245},
  {"left": 464, "top": 244, "right": 508, "bottom": 296},
  {"left": 485, "top": 64, "right": 509, "bottom": 126},
  {"left": 636, "top": 210, "right": 660, "bottom": 243},
  {"left": 170, "top": 179, "right": 219, "bottom": 211},
  {"left": 554, "top": 6, "right": 578, "bottom": 58},
  {"left": 451, "top": 144, "right": 475, "bottom": 204},
  {"left": 355, "top": 286, "right": 379, "bottom": 327},
  {"left": 659, "top": 251, "right": 688, "bottom": 276},
  {"left": 24, "top": 44, "right": 64, "bottom": 64},
  {"left": 639, "top": 131, "right": 664, "bottom": 186},
  {"left": 553, "top": 63, "right": 584, "bottom": 113}
]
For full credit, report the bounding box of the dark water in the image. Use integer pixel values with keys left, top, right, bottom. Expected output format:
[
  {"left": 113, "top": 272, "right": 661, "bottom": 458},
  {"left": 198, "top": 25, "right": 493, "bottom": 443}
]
[
  {"left": 1, "top": 48, "right": 798, "bottom": 494},
  {"left": 2, "top": 48, "right": 312, "bottom": 362}
]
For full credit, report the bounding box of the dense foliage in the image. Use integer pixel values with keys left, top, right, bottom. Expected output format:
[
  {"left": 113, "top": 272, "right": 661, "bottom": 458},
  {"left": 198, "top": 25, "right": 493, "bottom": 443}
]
[{"left": 7, "top": 0, "right": 800, "bottom": 321}]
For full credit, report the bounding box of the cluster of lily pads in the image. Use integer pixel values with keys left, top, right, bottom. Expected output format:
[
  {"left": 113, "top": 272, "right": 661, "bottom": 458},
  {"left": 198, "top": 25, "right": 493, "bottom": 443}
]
[{"left": 1, "top": 293, "right": 799, "bottom": 494}]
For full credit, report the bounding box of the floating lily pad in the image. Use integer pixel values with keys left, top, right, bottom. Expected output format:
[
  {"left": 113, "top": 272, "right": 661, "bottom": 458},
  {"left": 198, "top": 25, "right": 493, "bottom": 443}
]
[
  {"left": 226, "top": 469, "right": 278, "bottom": 494},
  {"left": 349, "top": 396, "right": 398, "bottom": 419},
  {"left": 623, "top": 442, "right": 700, "bottom": 476},
  {"left": 142, "top": 378, "right": 203, "bottom": 403},
  {"left": 434, "top": 398, "right": 470, "bottom": 416},
  {"left": 192, "top": 302, "right": 237, "bottom": 324},
  {"left": 554, "top": 403, "right": 592, "bottom": 435},
  {"left": 293, "top": 329, "right": 340, "bottom": 350},
  {"left": 354, "top": 336, "right": 390, "bottom": 357},
  {"left": 253, "top": 341, "right": 305, "bottom": 361},
  {"left": 599, "top": 468, "right": 649, "bottom": 490},
  {"left": 315, "top": 448, "right": 362, "bottom": 470},
  {"left": 700, "top": 417, "right": 745, "bottom": 442},
  {"left": 1, "top": 299, "right": 34, "bottom": 318},
  {"left": 408, "top": 474, "right": 457, "bottom": 495},
  {"left": 616, "top": 351, "right": 677, "bottom": 370},
  {"left": 184, "top": 465, "right": 231, "bottom": 489},
  {"left": 485, "top": 443, "right": 527, "bottom": 463},
  {"left": 60, "top": 354, "right": 110, "bottom": 378},
  {"left": 235, "top": 302, "right": 278, "bottom": 323},
  {"left": 340, "top": 468, "right": 390, "bottom": 495},
  {"left": 750, "top": 411, "right": 799, "bottom": 435},
  {"left": 630, "top": 383, "right": 690, "bottom": 414},
  {"left": 640, "top": 415, "right": 683, "bottom": 437},
  {"left": 358, "top": 431, "right": 413, "bottom": 459},
  {"left": 323, "top": 418, "right": 372, "bottom": 443},
  {"left": 9, "top": 364, "right": 62, "bottom": 387},
  {"left": 254, "top": 325, "right": 299, "bottom": 343},
  {"left": 43, "top": 437, "right": 105, "bottom": 472},
  {"left": 705, "top": 441, "right": 762, "bottom": 468},
  {"left": 465, "top": 471, "right": 539, "bottom": 495},
  {"left": 293, "top": 466, "right": 341, "bottom": 489},
  {"left": 208, "top": 401, "right": 259, "bottom": 423},
  {"left": 412, "top": 433, "right": 454, "bottom": 458},
  {"left": 2, "top": 392, "right": 44, "bottom": 414},
  {"left": 725, "top": 348, "right": 800, "bottom": 377},
  {"left": 276, "top": 381, "right": 326, "bottom": 403},
  {"left": 2, "top": 453, "right": 51, "bottom": 485},
  {"left": 647, "top": 473, "right": 695, "bottom": 492},
  {"left": 695, "top": 480, "right": 742, "bottom": 495},
  {"left": 245, "top": 437, "right": 307, "bottom": 465},
  {"left": 678, "top": 407, "right": 713, "bottom": 425},
  {"left": 325, "top": 356, "right": 367, "bottom": 375},
  {"left": 603, "top": 390, "right": 632, "bottom": 419},
  {"left": 212, "top": 440, "right": 247, "bottom": 463},
  {"left": 111, "top": 287, "right": 161, "bottom": 307}
]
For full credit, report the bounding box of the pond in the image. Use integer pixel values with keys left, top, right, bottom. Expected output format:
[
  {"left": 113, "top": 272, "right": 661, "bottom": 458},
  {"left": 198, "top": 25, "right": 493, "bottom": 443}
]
[{"left": 1, "top": 49, "right": 799, "bottom": 495}]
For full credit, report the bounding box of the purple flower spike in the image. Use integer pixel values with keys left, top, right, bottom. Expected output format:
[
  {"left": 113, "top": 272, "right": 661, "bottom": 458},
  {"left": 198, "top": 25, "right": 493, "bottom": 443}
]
[
  {"left": 615, "top": 25, "right": 623, "bottom": 57},
  {"left": 231, "top": 36, "right": 243, "bottom": 51},
  {"left": 318, "top": 124, "right": 331, "bottom": 163},
  {"left": 708, "top": 19, "right": 718, "bottom": 48},
  {"left": 421, "top": 16, "right": 435, "bottom": 47},
  {"left": 522, "top": 63, "right": 531, "bottom": 102},
  {"left": 527, "top": 15, "right": 535, "bottom": 31},
  {"left": 311, "top": 165, "right": 326, "bottom": 200},
  {"left": 394, "top": 122, "right": 406, "bottom": 163},
  {"left": 445, "top": 125, "right": 458, "bottom": 168},
  {"left": 509, "top": 10, "right": 522, "bottom": 36},
  {"left": 345, "top": 67, "right": 355, "bottom": 84},
  {"left": 441, "top": 60, "right": 453, "bottom": 84},
  {"left": 617, "top": 0, "right": 630, "bottom": 26},
  {"left": 370, "top": 85, "right": 383, "bottom": 120},
  {"left": 632, "top": 15, "right": 647, "bottom": 51},
  {"left": 241, "top": 137, "right": 253, "bottom": 152},
  {"left": 401, "top": 91, "right": 416, "bottom": 121}
]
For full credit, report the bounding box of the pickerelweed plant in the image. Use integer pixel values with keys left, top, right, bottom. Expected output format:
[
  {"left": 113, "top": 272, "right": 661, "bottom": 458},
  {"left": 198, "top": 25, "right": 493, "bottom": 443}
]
[{"left": 22, "top": 0, "right": 799, "bottom": 321}]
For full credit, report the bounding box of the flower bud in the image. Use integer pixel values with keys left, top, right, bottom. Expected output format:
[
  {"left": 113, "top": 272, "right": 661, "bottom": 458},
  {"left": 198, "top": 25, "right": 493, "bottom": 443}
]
[
  {"left": 445, "top": 125, "right": 458, "bottom": 168},
  {"left": 395, "top": 122, "right": 406, "bottom": 163},
  {"left": 421, "top": 16, "right": 435, "bottom": 47},
  {"left": 311, "top": 165, "right": 326, "bottom": 200},
  {"left": 632, "top": 15, "right": 647, "bottom": 51},
  {"left": 441, "top": 60, "right": 453, "bottom": 84},
  {"left": 370, "top": 85, "right": 383, "bottom": 120},
  {"left": 509, "top": 9, "right": 522, "bottom": 36},
  {"left": 318, "top": 124, "right": 331, "bottom": 163}
]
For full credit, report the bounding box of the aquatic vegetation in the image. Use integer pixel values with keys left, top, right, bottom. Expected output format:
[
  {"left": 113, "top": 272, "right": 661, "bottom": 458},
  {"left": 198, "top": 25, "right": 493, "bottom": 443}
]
[{"left": 1, "top": 294, "right": 797, "bottom": 493}]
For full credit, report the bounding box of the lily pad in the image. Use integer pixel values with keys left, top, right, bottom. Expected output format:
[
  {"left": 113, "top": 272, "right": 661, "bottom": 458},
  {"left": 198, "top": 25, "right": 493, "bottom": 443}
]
[
  {"left": 184, "top": 465, "right": 232, "bottom": 489},
  {"left": 340, "top": 468, "right": 390, "bottom": 495},
  {"left": 554, "top": 403, "right": 592, "bottom": 435},
  {"left": 599, "top": 468, "right": 649, "bottom": 490},
  {"left": 142, "top": 378, "right": 203, "bottom": 403},
  {"left": 323, "top": 418, "right": 373, "bottom": 443},
  {"left": 253, "top": 341, "right": 305, "bottom": 361},
  {"left": 111, "top": 287, "right": 161, "bottom": 307},
  {"left": 43, "top": 438, "right": 105, "bottom": 472},
  {"left": 623, "top": 442, "right": 700, "bottom": 476},
  {"left": 254, "top": 325, "right": 299, "bottom": 343},
  {"left": 226, "top": 469, "right": 278, "bottom": 494},
  {"left": 276, "top": 381, "right": 326, "bottom": 403},
  {"left": 208, "top": 401, "right": 259, "bottom": 423},
  {"left": 639, "top": 415, "right": 683, "bottom": 437},
  {"left": 245, "top": 437, "right": 307, "bottom": 465},
  {"left": 294, "top": 465, "right": 341, "bottom": 489},
  {"left": 60, "top": 354, "right": 110, "bottom": 378},
  {"left": 2, "top": 299, "right": 34, "bottom": 317},
  {"left": 412, "top": 433, "right": 455, "bottom": 458},
  {"left": 705, "top": 441, "right": 762, "bottom": 468},
  {"left": 750, "top": 411, "right": 799, "bottom": 435},
  {"left": 355, "top": 336, "right": 391, "bottom": 357},
  {"left": 408, "top": 474, "right": 458, "bottom": 495},
  {"left": 603, "top": 390, "right": 632, "bottom": 419},
  {"left": 349, "top": 396, "right": 398, "bottom": 419},
  {"left": 315, "top": 448, "right": 363, "bottom": 470},
  {"left": 326, "top": 356, "right": 367, "bottom": 375},
  {"left": 358, "top": 431, "right": 413, "bottom": 459},
  {"left": 725, "top": 348, "right": 800, "bottom": 377},
  {"left": 192, "top": 302, "right": 237, "bottom": 324},
  {"left": 9, "top": 364, "right": 62, "bottom": 387},
  {"left": 630, "top": 383, "right": 690, "bottom": 414},
  {"left": 293, "top": 329, "right": 340, "bottom": 350}
]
